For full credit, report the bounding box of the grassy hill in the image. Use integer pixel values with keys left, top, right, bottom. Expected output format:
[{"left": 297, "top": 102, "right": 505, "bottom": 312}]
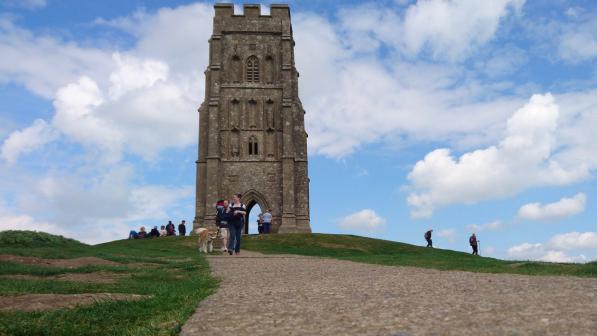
[
  {"left": 1, "top": 231, "right": 595, "bottom": 335},
  {"left": 242, "top": 233, "right": 597, "bottom": 278},
  {"left": 0, "top": 230, "right": 217, "bottom": 336}
]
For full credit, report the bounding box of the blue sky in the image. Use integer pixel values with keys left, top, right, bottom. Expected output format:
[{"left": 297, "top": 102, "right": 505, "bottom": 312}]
[{"left": 1, "top": 0, "right": 596, "bottom": 262}]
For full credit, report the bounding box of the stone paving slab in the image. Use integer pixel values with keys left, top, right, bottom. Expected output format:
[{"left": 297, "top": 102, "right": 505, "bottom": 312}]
[{"left": 181, "top": 252, "right": 597, "bottom": 336}]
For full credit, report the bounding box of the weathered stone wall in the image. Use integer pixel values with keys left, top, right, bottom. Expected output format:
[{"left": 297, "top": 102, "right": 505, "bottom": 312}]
[{"left": 194, "top": 3, "right": 311, "bottom": 233}]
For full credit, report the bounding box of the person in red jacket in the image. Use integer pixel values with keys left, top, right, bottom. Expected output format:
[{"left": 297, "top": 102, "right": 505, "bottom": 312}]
[{"left": 469, "top": 233, "right": 479, "bottom": 255}]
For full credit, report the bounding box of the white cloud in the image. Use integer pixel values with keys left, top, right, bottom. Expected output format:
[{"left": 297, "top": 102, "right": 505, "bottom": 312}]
[
  {"left": 436, "top": 228, "right": 457, "bottom": 243},
  {"left": 507, "top": 231, "right": 597, "bottom": 263},
  {"left": 0, "top": 214, "right": 66, "bottom": 236},
  {"left": 338, "top": 209, "right": 386, "bottom": 232},
  {"left": 1, "top": 119, "right": 58, "bottom": 164},
  {"left": 548, "top": 232, "right": 597, "bottom": 250},
  {"left": 518, "top": 193, "right": 586, "bottom": 221},
  {"left": 558, "top": 16, "right": 597, "bottom": 62},
  {"left": 0, "top": 17, "right": 113, "bottom": 98},
  {"left": 400, "top": 0, "right": 525, "bottom": 61},
  {"left": 466, "top": 220, "right": 504, "bottom": 232},
  {"left": 337, "top": 0, "right": 525, "bottom": 61},
  {"left": 406, "top": 93, "right": 588, "bottom": 218}
]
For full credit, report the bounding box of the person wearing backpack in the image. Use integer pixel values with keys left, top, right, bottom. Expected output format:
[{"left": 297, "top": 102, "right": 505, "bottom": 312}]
[
  {"left": 228, "top": 193, "right": 246, "bottom": 255},
  {"left": 469, "top": 233, "right": 479, "bottom": 255},
  {"left": 424, "top": 229, "right": 433, "bottom": 248}
]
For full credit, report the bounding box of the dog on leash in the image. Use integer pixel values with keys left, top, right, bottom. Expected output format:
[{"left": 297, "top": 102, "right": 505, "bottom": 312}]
[{"left": 196, "top": 228, "right": 217, "bottom": 253}]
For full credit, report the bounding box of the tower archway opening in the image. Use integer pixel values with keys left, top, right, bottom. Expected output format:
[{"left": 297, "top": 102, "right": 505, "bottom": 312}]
[{"left": 246, "top": 201, "right": 262, "bottom": 235}]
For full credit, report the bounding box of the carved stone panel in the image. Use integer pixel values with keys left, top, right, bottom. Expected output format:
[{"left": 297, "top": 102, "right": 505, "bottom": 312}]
[
  {"left": 265, "top": 99, "right": 275, "bottom": 130},
  {"left": 230, "top": 99, "right": 240, "bottom": 129}
]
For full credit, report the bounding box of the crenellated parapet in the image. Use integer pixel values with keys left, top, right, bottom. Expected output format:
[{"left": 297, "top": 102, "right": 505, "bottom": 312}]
[{"left": 214, "top": 3, "right": 290, "bottom": 19}]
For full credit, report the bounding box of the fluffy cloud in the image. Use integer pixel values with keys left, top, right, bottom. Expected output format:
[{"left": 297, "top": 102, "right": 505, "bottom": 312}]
[
  {"left": 296, "top": 11, "right": 525, "bottom": 157},
  {"left": 400, "top": 0, "right": 525, "bottom": 60},
  {"left": 338, "top": 209, "right": 386, "bottom": 232},
  {"left": 518, "top": 193, "right": 586, "bottom": 221},
  {"left": 406, "top": 93, "right": 588, "bottom": 218},
  {"left": 558, "top": 15, "right": 597, "bottom": 62},
  {"left": 507, "top": 231, "right": 597, "bottom": 263},
  {"left": 6, "top": 164, "right": 194, "bottom": 244},
  {"left": 549, "top": 232, "right": 597, "bottom": 250},
  {"left": 337, "top": 0, "right": 525, "bottom": 61},
  {"left": 466, "top": 220, "right": 504, "bottom": 232},
  {"left": 1, "top": 3, "right": 213, "bottom": 164},
  {"left": 0, "top": 119, "right": 58, "bottom": 164}
]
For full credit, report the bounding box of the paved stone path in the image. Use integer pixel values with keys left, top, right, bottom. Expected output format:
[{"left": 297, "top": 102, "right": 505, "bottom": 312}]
[{"left": 181, "top": 251, "right": 597, "bottom": 336}]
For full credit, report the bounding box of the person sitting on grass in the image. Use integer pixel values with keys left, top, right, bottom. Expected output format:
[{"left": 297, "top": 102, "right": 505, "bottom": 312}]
[
  {"left": 138, "top": 226, "right": 147, "bottom": 239},
  {"left": 160, "top": 225, "right": 167, "bottom": 237},
  {"left": 128, "top": 230, "right": 138, "bottom": 239},
  {"left": 149, "top": 226, "right": 160, "bottom": 238}
]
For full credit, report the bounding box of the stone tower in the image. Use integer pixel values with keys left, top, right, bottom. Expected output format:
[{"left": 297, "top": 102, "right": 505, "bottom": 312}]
[{"left": 194, "top": 3, "right": 311, "bottom": 234}]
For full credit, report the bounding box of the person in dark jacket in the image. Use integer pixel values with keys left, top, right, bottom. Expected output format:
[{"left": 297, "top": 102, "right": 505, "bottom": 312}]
[
  {"left": 166, "top": 221, "right": 176, "bottom": 236},
  {"left": 469, "top": 233, "right": 479, "bottom": 255},
  {"left": 149, "top": 226, "right": 160, "bottom": 238},
  {"left": 217, "top": 200, "right": 232, "bottom": 252},
  {"left": 424, "top": 229, "right": 433, "bottom": 248},
  {"left": 178, "top": 220, "right": 187, "bottom": 236},
  {"left": 228, "top": 194, "right": 246, "bottom": 255}
]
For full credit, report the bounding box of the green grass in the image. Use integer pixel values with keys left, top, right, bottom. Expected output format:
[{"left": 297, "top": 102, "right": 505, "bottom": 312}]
[
  {"left": 0, "top": 231, "right": 218, "bottom": 336},
  {"left": 242, "top": 233, "right": 597, "bottom": 278}
]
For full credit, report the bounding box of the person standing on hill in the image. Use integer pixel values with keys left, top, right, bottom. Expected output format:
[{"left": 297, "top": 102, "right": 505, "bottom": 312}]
[
  {"left": 166, "top": 221, "right": 176, "bottom": 236},
  {"left": 424, "top": 229, "right": 433, "bottom": 248},
  {"left": 262, "top": 209, "right": 272, "bottom": 234},
  {"left": 469, "top": 233, "right": 479, "bottom": 255},
  {"left": 228, "top": 193, "right": 246, "bottom": 255},
  {"left": 178, "top": 220, "right": 187, "bottom": 236},
  {"left": 257, "top": 213, "right": 264, "bottom": 234}
]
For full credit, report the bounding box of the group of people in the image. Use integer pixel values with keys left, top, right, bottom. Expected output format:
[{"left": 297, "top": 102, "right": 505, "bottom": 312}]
[
  {"left": 128, "top": 220, "right": 187, "bottom": 239},
  {"left": 215, "top": 194, "right": 247, "bottom": 255},
  {"left": 424, "top": 229, "right": 480, "bottom": 255}
]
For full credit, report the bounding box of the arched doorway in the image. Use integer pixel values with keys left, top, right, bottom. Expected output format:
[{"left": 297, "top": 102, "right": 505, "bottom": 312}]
[
  {"left": 241, "top": 189, "right": 270, "bottom": 235},
  {"left": 246, "top": 202, "right": 262, "bottom": 234}
]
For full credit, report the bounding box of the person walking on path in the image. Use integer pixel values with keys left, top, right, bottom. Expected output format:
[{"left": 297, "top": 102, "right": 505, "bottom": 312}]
[
  {"left": 178, "top": 220, "right": 187, "bottom": 236},
  {"left": 424, "top": 229, "right": 433, "bottom": 248},
  {"left": 160, "top": 225, "right": 167, "bottom": 237},
  {"left": 262, "top": 209, "right": 272, "bottom": 234},
  {"left": 217, "top": 200, "right": 232, "bottom": 252},
  {"left": 166, "top": 221, "right": 176, "bottom": 236},
  {"left": 228, "top": 194, "right": 246, "bottom": 255},
  {"left": 469, "top": 233, "right": 479, "bottom": 255}
]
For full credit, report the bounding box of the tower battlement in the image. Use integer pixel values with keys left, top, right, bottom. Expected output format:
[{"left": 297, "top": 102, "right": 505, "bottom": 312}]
[{"left": 214, "top": 3, "right": 290, "bottom": 19}]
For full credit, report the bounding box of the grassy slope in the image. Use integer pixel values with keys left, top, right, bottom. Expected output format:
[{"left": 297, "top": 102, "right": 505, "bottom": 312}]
[
  {"left": 242, "top": 233, "right": 597, "bottom": 278},
  {"left": 0, "top": 231, "right": 217, "bottom": 336}
]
